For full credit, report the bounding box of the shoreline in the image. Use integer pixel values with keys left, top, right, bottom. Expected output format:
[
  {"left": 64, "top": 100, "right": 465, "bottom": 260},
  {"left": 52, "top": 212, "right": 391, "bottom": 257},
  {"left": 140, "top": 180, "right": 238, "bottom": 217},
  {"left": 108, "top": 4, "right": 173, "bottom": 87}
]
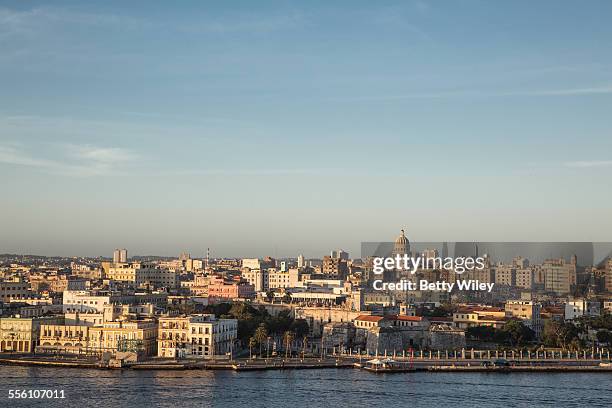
[{"left": 1, "top": 356, "right": 611, "bottom": 373}]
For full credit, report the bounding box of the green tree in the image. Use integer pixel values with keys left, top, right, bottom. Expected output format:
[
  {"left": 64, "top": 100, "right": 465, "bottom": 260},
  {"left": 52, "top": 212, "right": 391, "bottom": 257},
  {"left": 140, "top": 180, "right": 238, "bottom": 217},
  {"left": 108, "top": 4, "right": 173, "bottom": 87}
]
[
  {"left": 467, "top": 325, "right": 497, "bottom": 341},
  {"left": 290, "top": 319, "right": 309, "bottom": 338},
  {"left": 502, "top": 320, "right": 535, "bottom": 346},
  {"left": 254, "top": 324, "right": 268, "bottom": 356},
  {"left": 543, "top": 320, "right": 580, "bottom": 349},
  {"left": 596, "top": 329, "right": 612, "bottom": 345}
]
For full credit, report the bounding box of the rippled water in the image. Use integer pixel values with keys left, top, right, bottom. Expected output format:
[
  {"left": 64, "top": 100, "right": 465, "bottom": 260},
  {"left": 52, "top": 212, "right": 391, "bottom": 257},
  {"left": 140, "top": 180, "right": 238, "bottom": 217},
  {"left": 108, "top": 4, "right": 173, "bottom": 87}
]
[{"left": 0, "top": 366, "right": 610, "bottom": 407}]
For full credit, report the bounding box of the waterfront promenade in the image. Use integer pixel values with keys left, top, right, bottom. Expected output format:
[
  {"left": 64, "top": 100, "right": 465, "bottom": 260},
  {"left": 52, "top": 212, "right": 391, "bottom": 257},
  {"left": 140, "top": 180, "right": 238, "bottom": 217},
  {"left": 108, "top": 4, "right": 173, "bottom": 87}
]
[{"left": 1, "top": 348, "right": 611, "bottom": 372}]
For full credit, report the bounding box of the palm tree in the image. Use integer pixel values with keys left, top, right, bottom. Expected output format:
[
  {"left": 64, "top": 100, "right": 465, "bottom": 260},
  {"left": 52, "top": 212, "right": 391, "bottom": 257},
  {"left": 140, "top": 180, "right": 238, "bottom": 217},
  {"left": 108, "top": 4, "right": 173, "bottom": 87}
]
[
  {"left": 248, "top": 337, "right": 256, "bottom": 359},
  {"left": 302, "top": 336, "right": 308, "bottom": 359},
  {"left": 283, "top": 331, "right": 295, "bottom": 359},
  {"left": 254, "top": 324, "right": 268, "bottom": 357}
]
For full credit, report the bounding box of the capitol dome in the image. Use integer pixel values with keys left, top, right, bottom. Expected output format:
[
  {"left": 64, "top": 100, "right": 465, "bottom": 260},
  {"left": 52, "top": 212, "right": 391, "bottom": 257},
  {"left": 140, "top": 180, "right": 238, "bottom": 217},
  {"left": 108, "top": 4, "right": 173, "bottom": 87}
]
[
  {"left": 393, "top": 229, "right": 410, "bottom": 256},
  {"left": 395, "top": 229, "right": 408, "bottom": 245}
]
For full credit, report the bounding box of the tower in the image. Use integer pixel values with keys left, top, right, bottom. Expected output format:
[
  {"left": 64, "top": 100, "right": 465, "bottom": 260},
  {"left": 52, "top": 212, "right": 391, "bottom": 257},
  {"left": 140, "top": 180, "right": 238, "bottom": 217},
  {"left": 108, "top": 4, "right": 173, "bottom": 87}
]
[{"left": 393, "top": 229, "right": 410, "bottom": 257}]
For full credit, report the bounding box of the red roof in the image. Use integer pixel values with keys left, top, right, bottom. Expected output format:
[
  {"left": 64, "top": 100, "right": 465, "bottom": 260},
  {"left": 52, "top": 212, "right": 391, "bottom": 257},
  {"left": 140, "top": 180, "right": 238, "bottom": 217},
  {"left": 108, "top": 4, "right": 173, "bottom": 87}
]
[{"left": 355, "top": 315, "right": 385, "bottom": 322}]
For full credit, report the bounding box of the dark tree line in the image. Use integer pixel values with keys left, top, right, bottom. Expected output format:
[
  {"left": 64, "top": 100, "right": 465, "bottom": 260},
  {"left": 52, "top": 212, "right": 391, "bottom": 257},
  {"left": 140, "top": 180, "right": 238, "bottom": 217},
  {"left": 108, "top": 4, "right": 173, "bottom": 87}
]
[{"left": 204, "top": 302, "right": 309, "bottom": 347}]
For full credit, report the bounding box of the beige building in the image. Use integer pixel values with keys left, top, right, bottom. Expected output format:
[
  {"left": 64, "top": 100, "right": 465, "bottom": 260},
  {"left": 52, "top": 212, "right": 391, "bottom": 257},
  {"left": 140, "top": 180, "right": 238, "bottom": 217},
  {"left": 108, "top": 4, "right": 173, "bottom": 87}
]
[
  {"left": 515, "top": 268, "right": 534, "bottom": 289},
  {"left": 605, "top": 259, "right": 612, "bottom": 292},
  {"left": 494, "top": 265, "right": 516, "bottom": 286},
  {"left": 543, "top": 257, "right": 577, "bottom": 294},
  {"left": 0, "top": 277, "right": 31, "bottom": 302},
  {"left": 505, "top": 300, "right": 542, "bottom": 338},
  {"left": 322, "top": 256, "right": 348, "bottom": 278},
  {"left": 242, "top": 268, "right": 269, "bottom": 292},
  {"left": 39, "top": 319, "right": 158, "bottom": 357},
  {"left": 104, "top": 262, "right": 177, "bottom": 288},
  {"left": 0, "top": 316, "right": 63, "bottom": 353},
  {"left": 268, "top": 268, "right": 300, "bottom": 289},
  {"left": 453, "top": 306, "right": 507, "bottom": 329},
  {"left": 157, "top": 314, "right": 237, "bottom": 359}
]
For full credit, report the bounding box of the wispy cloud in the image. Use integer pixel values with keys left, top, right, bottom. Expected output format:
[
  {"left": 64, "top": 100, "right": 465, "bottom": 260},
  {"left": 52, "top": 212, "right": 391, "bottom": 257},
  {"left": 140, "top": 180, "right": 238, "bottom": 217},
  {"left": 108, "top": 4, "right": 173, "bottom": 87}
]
[
  {"left": 337, "top": 84, "right": 612, "bottom": 102},
  {"left": 0, "top": 143, "right": 137, "bottom": 176},
  {"left": 162, "top": 168, "right": 326, "bottom": 177},
  {"left": 0, "top": 6, "right": 303, "bottom": 39},
  {"left": 564, "top": 160, "right": 612, "bottom": 168},
  {"left": 507, "top": 85, "right": 612, "bottom": 97}
]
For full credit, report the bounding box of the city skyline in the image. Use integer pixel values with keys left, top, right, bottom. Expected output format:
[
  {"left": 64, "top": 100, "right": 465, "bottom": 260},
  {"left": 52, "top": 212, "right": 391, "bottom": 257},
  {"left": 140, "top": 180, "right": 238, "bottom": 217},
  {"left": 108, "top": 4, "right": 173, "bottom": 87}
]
[{"left": 2, "top": 0, "right": 612, "bottom": 257}]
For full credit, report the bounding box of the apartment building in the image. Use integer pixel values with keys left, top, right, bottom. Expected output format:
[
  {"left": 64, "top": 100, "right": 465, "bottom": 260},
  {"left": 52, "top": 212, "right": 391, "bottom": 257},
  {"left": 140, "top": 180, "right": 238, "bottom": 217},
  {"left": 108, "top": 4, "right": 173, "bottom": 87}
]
[
  {"left": 38, "top": 319, "right": 157, "bottom": 356},
  {"left": 104, "top": 262, "right": 178, "bottom": 288},
  {"left": 543, "top": 257, "right": 577, "bottom": 295},
  {"left": 505, "top": 300, "right": 542, "bottom": 338},
  {"left": 0, "top": 277, "right": 31, "bottom": 302},
  {"left": 207, "top": 277, "right": 255, "bottom": 300},
  {"left": 453, "top": 306, "right": 507, "bottom": 329},
  {"left": 564, "top": 298, "right": 601, "bottom": 320},
  {"left": 63, "top": 290, "right": 117, "bottom": 313},
  {"left": 0, "top": 316, "right": 63, "bottom": 353},
  {"left": 322, "top": 256, "right": 348, "bottom": 279},
  {"left": 157, "top": 314, "right": 237, "bottom": 358}
]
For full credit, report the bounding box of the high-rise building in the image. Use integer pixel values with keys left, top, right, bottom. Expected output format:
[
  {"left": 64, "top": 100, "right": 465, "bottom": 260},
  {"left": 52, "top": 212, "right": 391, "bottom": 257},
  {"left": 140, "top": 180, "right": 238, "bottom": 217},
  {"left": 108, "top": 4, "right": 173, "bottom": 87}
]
[
  {"left": 113, "top": 249, "right": 128, "bottom": 263},
  {"left": 543, "top": 257, "right": 577, "bottom": 294},
  {"left": 331, "top": 250, "right": 349, "bottom": 260},
  {"left": 322, "top": 256, "right": 348, "bottom": 278},
  {"left": 297, "top": 254, "right": 305, "bottom": 268}
]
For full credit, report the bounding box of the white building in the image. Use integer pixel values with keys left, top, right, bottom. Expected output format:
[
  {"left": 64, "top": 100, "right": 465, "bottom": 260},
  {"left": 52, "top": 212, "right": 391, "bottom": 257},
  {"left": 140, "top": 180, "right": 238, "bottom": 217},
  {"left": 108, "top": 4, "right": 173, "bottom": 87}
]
[
  {"left": 565, "top": 299, "right": 601, "bottom": 320},
  {"left": 157, "top": 314, "right": 238, "bottom": 358},
  {"left": 62, "top": 290, "right": 116, "bottom": 313}
]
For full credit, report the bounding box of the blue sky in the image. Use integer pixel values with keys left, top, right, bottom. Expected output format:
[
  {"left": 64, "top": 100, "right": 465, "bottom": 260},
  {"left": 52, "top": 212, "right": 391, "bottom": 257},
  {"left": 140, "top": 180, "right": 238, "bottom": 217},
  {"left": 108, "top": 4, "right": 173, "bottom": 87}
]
[{"left": 1, "top": 1, "right": 611, "bottom": 257}]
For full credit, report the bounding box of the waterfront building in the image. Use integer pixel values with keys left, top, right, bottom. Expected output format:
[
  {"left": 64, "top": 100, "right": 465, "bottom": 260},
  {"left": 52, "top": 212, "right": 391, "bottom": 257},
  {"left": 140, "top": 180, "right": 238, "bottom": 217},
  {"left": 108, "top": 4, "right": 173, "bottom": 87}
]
[
  {"left": 453, "top": 306, "right": 507, "bottom": 329},
  {"left": 90, "top": 319, "right": 158, "bottom": 356},
  {"left": 39, "top": 319, "right": 158, "bottom": 357},
  {"left": 0, "top": 316, "right": 63, "bottom": 353},
  {"left": 157, "top": 314, "right": 237, "bottom": 358}
]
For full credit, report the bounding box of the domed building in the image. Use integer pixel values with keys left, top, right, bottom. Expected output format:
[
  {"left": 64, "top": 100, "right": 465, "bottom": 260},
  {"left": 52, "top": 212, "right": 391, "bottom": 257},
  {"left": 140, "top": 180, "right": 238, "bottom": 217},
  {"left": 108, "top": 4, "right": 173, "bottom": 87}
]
[{"left": 393, "top": 229, "right": 410, "bottom": 257}]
